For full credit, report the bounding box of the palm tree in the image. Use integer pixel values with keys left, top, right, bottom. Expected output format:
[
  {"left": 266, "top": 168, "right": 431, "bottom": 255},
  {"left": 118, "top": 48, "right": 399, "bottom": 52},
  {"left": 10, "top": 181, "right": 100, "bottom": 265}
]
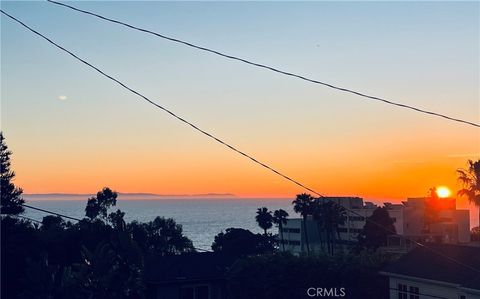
[
  {"left": 255, "top": 207, "right": 273, "bottom": 235},
  {"left": 457, "top": 159, "right": 480, "bottom": 228},
  {"left": 312, "top": 200, "right": 346, "bottom": 255},
  {"left": 327, "top": 201, "right": 346, "bottom": 255},
  {"left": 292, "top": 193, "right": 314, "bottom": 254},
  {"left": 273, "top": 209, "right": 289, "bottom": 251},
  {"left": 311, "top": 200, "right": 326, "bottom": 251}
]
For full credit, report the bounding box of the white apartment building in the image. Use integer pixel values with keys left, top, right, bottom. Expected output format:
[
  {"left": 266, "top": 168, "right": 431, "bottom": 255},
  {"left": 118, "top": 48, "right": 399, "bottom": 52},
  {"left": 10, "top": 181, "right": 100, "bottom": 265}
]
[
  {"left": 388, "top": 198, "right": 471, "bottom": 248},
  {"left": 280, "top": 197, "right": 471, "bottom": 255},
  {"left": 280, "top": 197, "right": 381, "bottom": 254}
]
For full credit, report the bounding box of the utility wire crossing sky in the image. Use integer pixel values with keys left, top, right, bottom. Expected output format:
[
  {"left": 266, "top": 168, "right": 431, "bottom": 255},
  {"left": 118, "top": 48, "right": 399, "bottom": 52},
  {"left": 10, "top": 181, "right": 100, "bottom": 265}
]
[
  {"left": 47, "top": 0, "right": 480, "bottom": 129},
  {"left": 1, "top": 2, "right": 478, "bottom": 200},
  {"left": 0, "top": 9, "right": 324, "bottom": 198},
  {"left": 2, "top": 8, "right": 480, "bottom": 274}
]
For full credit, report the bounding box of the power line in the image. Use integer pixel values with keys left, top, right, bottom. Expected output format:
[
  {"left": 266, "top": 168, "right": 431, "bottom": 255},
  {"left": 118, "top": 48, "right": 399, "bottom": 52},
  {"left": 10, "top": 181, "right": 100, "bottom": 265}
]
[
  {"left": 0, "top": 9, "right": 322, "bottom": 198},
  {"left": 20, "top": 203, "right": 212, "bottom": 252},
  {"left": 21, "top": 203, "right": 82, "bottom": 221},
  {"left": 12, "top": 214, "right": 43, "bottom": 224},
  {"left": 1, "top": 10, "right": 477, "bottom": 274},
  {"left": 46, "top": 0, "right": 480, "bottom": 129}
]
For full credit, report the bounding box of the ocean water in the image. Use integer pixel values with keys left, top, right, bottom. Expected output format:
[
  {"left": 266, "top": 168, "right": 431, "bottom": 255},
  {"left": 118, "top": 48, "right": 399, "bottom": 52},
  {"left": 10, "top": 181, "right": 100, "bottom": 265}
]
[
  {"left": 23, "top": 196, "right": 296, "bottom": 250},
  {"left": 22, "top": 195, "right": 479, "bottom": 250}
]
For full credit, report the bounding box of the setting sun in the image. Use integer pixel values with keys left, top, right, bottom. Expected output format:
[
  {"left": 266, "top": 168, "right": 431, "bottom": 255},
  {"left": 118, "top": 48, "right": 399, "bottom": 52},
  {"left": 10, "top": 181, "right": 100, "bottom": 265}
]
[{"left": 436, "top": 186, "right": 451, "bottom": 198}]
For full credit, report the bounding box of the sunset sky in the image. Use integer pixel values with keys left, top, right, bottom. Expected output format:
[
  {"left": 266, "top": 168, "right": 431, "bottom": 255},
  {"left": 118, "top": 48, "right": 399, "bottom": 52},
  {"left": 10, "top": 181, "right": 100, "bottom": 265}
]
[{"left": 1, "top": 2, "right": 479, "bottom": 205}]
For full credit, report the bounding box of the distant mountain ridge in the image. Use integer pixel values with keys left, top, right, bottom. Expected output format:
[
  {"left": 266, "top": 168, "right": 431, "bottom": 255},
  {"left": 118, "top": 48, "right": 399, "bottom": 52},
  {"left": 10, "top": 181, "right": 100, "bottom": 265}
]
[{"left": 24, "top": 192, "right": 236, "bottom": 198}]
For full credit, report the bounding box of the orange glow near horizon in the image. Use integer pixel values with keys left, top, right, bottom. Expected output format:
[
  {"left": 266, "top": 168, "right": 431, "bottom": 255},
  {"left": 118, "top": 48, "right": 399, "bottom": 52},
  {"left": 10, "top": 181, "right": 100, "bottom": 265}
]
[
  {"left": 11, "top": 149, "right": 477, "bottom": 203},
  {"left": 8, "top": 121, "right": 479, "bottom": 203}
]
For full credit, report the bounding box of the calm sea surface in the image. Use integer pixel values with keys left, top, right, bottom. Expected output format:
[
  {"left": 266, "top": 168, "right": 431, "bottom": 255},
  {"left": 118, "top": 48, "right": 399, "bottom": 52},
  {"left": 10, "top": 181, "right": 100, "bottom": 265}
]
[
  {"left": 23, "top": 196, "right": 296, "bottom": 250},
  {"left": 23, "top": 195, "right": 479, "bottom": 250}
]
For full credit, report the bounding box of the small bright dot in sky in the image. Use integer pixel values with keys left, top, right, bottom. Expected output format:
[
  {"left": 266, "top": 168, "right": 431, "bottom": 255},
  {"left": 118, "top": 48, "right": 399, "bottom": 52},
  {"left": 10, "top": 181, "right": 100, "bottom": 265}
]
[
  {"left": 436, "top": 186, "right": 451, "bottom": 198},
  {"left": 58, "top": 95, "right": 67, "bottom": 100}
]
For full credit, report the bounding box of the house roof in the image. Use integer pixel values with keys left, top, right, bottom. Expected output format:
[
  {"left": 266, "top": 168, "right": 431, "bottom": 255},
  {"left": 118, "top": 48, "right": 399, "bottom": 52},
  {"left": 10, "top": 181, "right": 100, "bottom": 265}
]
[
  {"left": 144, "top": 252, "right": 238, "bottom": 284},
  {"left": 382, "top": 243, "right": 480, "bottom": 290}
]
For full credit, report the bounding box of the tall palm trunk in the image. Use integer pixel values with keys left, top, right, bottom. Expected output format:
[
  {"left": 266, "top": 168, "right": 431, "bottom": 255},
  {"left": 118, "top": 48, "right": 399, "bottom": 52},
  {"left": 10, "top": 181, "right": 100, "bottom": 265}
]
[
  {"left": 303, "top": 215, "right": 310, "bottom": 254},
  {"left": 279, "top": 223, "right": 285, "bottom": 251},
  {"left": 326, "top": 230, "right": 330, "bottom": 255},
  {"left": 317, "top": 222, "right": 324, "bottom": 252}
]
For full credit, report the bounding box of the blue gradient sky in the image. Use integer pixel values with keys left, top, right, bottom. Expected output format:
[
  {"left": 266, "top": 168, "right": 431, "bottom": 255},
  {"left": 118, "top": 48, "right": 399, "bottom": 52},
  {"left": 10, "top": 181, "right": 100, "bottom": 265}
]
[{"left": 1, "top": 1, "right": 479, "bottom": 201}]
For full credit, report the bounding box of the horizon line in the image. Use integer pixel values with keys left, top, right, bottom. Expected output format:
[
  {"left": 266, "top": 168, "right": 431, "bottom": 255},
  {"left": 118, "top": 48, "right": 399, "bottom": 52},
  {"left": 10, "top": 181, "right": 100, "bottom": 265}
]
[{"left": 24, "top": 192, "right": 238, "bottom": 197}]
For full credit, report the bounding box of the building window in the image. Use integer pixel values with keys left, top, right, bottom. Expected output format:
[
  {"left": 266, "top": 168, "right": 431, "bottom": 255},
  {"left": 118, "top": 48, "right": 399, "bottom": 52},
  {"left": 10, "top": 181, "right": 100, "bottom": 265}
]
[
  {"left": 398, "top": 283, "right": 407, "bottom": 299},
  {"left": 180, "top": 285, "right": 210, "bottom": 299},
  {"left": 459, "top": 296, "right": 466, "bottom": 299},
  {"left": 408, "top": 286, "right": 419, "bottom": 299},
  {"left": 281, "top": 240, "right": 300, "bottom": 245}
]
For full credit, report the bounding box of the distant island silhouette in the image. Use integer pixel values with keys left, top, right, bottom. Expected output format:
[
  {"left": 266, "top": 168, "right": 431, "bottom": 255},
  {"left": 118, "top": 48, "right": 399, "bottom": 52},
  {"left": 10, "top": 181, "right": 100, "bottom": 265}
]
[{"left": 23, "top": 192, "right": 237, "bottom": 199}]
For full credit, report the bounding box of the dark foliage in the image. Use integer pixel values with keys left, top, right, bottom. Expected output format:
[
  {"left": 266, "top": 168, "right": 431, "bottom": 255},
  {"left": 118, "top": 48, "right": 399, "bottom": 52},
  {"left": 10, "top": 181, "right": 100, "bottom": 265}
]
[
  {"left": 255, "top": 207, "right": 273, "bottom": 235},
  {"left": 356, "top": 207, "right": 396, "bottom": 251},
  {"left": 128, "top": 217, "right": 194, "bottom": 256},
  {"left": 273, "top": 209, "right": 289, "bottom": 251},
  {"left": 211, "top": 228, "right": 276, "bottom": 257},
  {"left": 227, "top": 252, "right": 392, "bottom": 299},
  {"left": 0, "top": 132, "right": 24, "bottom": 215},
  {"left": 312, "top": 200, "right": 347, "bottom": 255},
  {"left": 1, "top": 188, "right": 194, "bottom": 299},
  {"left": 85, "top": 187, "right": 118, "bottom": 220},
  {"left": 292, "top": 193, "right": 315, "bottom": 253},
  {"left": 457, "top": 159, "right": 480, "bottom": 228}
]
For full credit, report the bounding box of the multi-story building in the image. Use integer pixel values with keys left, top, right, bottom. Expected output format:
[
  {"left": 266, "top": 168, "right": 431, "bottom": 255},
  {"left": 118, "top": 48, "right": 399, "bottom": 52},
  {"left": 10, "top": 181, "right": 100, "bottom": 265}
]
[
  {"left": 387, "top": 197, "right": 470, "bottom": 249},
  {"left": 280, "top": 196, "right": 470, "bottom": 255},
  {"left": 280, "top": 197, "right": 380, "bottom": 255}
]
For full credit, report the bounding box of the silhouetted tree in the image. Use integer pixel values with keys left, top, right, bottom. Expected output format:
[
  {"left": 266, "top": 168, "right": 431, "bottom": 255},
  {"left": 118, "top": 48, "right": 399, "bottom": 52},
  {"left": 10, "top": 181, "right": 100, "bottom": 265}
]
[
  {"left": 1, "top": 217, "right": 39, "bottom": 298},
  {"left": 1, "top": 192, "right": 195, "bottom": 298},
  {"left": 128, "top": 217, "right": 194, "bottom": 255},
  {"left": 424, "top": 187, "right": 441, "bottom": 225},
  {"left": 108, "top": 209, "right": 126, "bottom": 230},
  {"left": 85, "top": 187, "right": 118, "bottom": 221},
  {"left": 41, "top": 215, "right": 66, "bottom": 231},
  {"left": 17, "top": 254, "right": 82, "bottom": 299},
  {"left": 357, "top": 207, "right": 396, "bottom": 250},
  {"left": 457, "top": 159, "right": 480, "bottom": 227},
  {"left": 292, "top": 193, "right": 314, "bottom": 253},
  {"left": 273, "top": 209, "right": 289, "bottom": 251},
  {"left": 212, "top": 228, "right": 274, "bottom": 257},
  {"left": 312, "top": 200, "right": 346, "bottom": 255},
  {"left": 227, "top": 252, "right": 391, "bottom": 299},
  {"left": 75, "top": 231, "right": 144, "bottom": 299},
  {"left": 255, "top": 207, "right": 273, "bottom": 235},
  {"left": 0, "top": 132, "right": 24, "bottom": 215}
]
